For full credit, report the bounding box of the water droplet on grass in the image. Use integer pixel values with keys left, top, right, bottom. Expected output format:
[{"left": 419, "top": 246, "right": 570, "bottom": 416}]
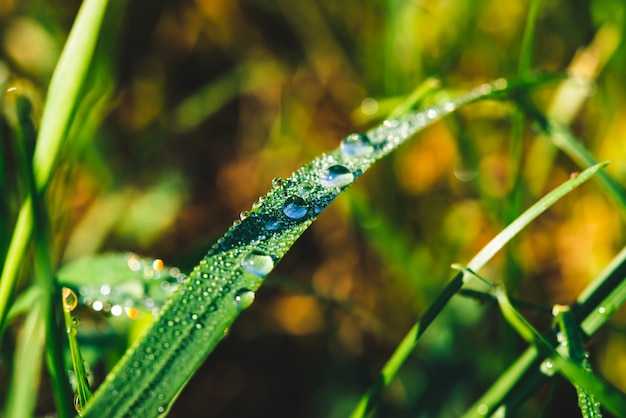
[
  {"left": 340, "top": 133, "right": 373, "bottom": 157},
  {"left": 240, "top": 211, "right": 250, "bottom": 220},
  {"left": 264, "top": 219, "right": 282, "bottom": 231},
  {"left": 74, "top": 393, "right": 83, "bottom": 416},
  {"left": 241, "top": 251, "right": 274, "bottom": 276},
  {"left": 283, "top": 196, "right": 308, "bottom": 219},
  {"left": 297, "top": 182, "right": 314, "bottom": 197},
  {"left": 234, "top": 289, "right": 255, "bottom": 311},
  {"left": 320, "top": 165, "right": 354, "bottom": 189},
  {"left": 62, "top": 287, "right": 78, "bottom": 312},
  {"left": 540, "top": 359, "right": 555, "bottom": 376},
  {"left": 272, "top": 177, "right": 284, "bottom": 188}
]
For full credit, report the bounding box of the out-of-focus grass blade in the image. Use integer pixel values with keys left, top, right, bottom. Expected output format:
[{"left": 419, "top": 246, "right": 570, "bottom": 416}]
[
  {"left": 532, "top": 114, "right": 626, "bottom": 220},
  {"left": 5, "top": 288, "right": 45, "bottom": 418},
  {"left": 464, "top": 244, "right": 626, "bottom": 417},
  {"left": 0, "top": 0, "right": 110, "bottom": 334},
  {"left": 350, "top": 162, "right": 607, "bottom": 418},
  {"left": 494, "top": 288, "right": 626, "bottom": 416}
]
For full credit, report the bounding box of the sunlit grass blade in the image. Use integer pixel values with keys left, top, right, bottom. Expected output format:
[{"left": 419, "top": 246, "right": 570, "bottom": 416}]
[
  {"left": 0, "top": 0, "right": 111, "bottom": 333},
  {"left": 350, "top": 162, "right": 607, "bottom": 418},
  {"left": 494, "top": 288, "right": 626, "bottom": 416},
  {"left": 553, "top": 306, "right": 603, "bottom": 418},
  {"left": 4, "top": 92, "right": 73, "bottom": 418},
  {"left": 576, "top": 245, "right": 626, "bottom": 336},
  {"left": 464, "top": 245, "right": 626, "bottom": 416},
  {"left": 81, "top": 79, "right": 520, "bottom": 418}
]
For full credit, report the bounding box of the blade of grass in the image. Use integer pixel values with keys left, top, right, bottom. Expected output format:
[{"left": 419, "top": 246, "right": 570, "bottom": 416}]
[
  {"left": 464, "top": 244, "right": 626, "bottom": 416},
  {"left": 62, "top": 287, "right": 92, "bottom": 415},
  {"left": 494, "top": 288, "right": 626, "bottom": 416},
  {"left": 537, "top": 116, "right": 626, "bottom": 219},
  {"left": 0, "top": 0, "right": 110, "bottom": 333},
  {"left": 5, "top": 93, "right": 73, "bottom": 418},
  {"left": 82, "top": 78, "right": 522, "bottom": 418},
  {"left": 553, "top": 306, "right": 603, "bottom": 417},
  {"left": 5, "top": 289, "right": 45, "bottom": 418},
  {"left": 350, "top": 162, "right": 608, "bottom": 418}
]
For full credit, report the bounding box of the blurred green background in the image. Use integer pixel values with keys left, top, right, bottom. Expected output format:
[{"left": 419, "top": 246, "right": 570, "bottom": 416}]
[{"left": 1, "top": 0, "right": 625, "bottom": 417}]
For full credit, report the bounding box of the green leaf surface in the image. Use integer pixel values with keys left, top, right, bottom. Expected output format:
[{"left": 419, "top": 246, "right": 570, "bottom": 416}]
[{"left": 82, "top": 79, "right": 513, "bottom": 418}]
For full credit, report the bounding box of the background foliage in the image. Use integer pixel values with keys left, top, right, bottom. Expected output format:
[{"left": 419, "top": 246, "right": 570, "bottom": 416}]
[{"left": 1, "top": 0, "right": 625, "bottom": 417}]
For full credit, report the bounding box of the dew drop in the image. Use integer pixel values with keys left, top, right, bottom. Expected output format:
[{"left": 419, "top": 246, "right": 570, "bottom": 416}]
[
  {"left": 598, "top": 306, "right": 606, "bottom": 314},
  {"left": 239, "top": 210, "right": 250, "bottom": 220},
  {"left": 62, "top": 287, "right": 78, "bottom": 312},
  {"left": 282, "top": 196, "right": 308, "bottom": 219},
  {"left": 320, "top": 165, "right": 354, "bottom": 189},
  {"left": 297, "top": 182, "right": 314, "bottom": 197},
  {"left": 241, "top": 251, "right": 275, "bottom": 277},
  {"left": 233, "top": 289, "right": 256, "bottom": 311},
  {"left": 539, "top": 359, "right": 555, "bottom": 376},
  {"left": 74, "top": 393, "right": 83, "bottom": 416},
  {"left": 340, "top": 133, "right": 374, "bottom": 157},
  {"left": 265, "top": 219, "right": 282, "bottom": 231},
  {"left": 272, "top": 177, "right": 284, "bottom": 188}
]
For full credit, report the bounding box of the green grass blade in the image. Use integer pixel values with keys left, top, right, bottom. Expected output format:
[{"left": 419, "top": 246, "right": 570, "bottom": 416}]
[
  {"left": 62, "top": 287, "right": 92, "bottom": 415},
  {"left": 351, "top": 162, "right": 607, "bottom": 417},
  {"left": 5, "top": 289, "right": 45, "bottom": 418},
  {"left": 81, "top": 79, "right": 515, "bottom": 418},
  {"left": 494, "top": 289, "right": 626, "bottom": 416},
  {"left": 544, "top": 119, "right": 626, "bottom": 219},
  {"left": 3, "top": 91, "right": 73, "bottom": 418},
  {"left": 0, "top": 0, "right": 111, "bottom": 334},
  {"left": 464, "top": 245, "right": 626, "bottom": 416}
]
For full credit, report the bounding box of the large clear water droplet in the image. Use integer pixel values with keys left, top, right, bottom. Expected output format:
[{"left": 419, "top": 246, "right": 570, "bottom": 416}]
[
  {"left": 241, "top": 251, "right": 274, "bottom": 276},
  {"left": 320, "top": 165, "right": 354, "bottom": 189},
  {"left": 340, "top": 133, "right": 374, "bottom": 157},
  {"left": 283, "top": 196, "right": 308, "bottom": 219},
  {"left": 233, "top": 289, "right": 255, "bottom": 311}
]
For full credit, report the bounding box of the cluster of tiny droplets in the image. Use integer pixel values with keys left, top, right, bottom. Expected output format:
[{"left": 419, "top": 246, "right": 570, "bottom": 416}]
[{"left": 78, "top": 253, "right": 186, "bottom": 318}]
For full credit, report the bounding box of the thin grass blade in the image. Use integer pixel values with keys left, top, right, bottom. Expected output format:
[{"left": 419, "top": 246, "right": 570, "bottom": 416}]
[
  {"left": 81, "top": 79, "right": 517, "bottom": 418},
  {"left": 351, "top": 162, "right": 607, "bottom": 418},
  {"left": 494, "top": 288, "right": 626, "bottom": 416},
  {"left": 0, "top": 0, "right": 111, "bottom": 334}
]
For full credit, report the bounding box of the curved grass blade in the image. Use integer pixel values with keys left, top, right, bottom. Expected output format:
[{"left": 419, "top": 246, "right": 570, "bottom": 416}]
[
  {"left": 350, "top": 162, "right": 608, "bottom": 418},
  {"left": 525, "top": 107, "right": 626, "bottom": 220},
  {"left": 495, "top": 289, "right": 626, "bottom": 416},
  {"left": 0, "top": 0, "right": 111, "bottom": 333},
  {"left": 81, "top": 79, "right": 516, "bottom": 418},
  {"left": 464, "top": 245, "right": 626, "bottom": 417}
]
